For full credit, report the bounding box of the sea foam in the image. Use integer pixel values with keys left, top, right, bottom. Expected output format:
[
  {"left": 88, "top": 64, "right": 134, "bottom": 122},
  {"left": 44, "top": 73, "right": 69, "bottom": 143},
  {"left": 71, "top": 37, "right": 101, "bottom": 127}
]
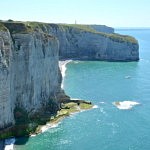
[
  {"left": 113, "top": 101, "right": 140, "bottom": 110},
  {"left": 124, "top": 76, "right": 131, "bottom": 79},
  {"left": 93, "top": 105, "right": 99, "bottom": 109},
  {"left": 59, "top": 60, "right": 72, "bottom": 88},
  {"left": 99, "top": 102, "right": 105, "bottom": 104},
  {"left": 4, "top": 138, "right": 15, "bottom": 150},
  {"left": 41, "top": 123, "right": 60, "bottom": 133}
]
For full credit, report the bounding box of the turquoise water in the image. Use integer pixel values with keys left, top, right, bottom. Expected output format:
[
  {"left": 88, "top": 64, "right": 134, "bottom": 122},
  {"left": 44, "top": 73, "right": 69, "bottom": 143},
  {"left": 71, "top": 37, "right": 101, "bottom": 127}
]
[{"left": 14, "top": 29, "right": 150, "bottom": 150}]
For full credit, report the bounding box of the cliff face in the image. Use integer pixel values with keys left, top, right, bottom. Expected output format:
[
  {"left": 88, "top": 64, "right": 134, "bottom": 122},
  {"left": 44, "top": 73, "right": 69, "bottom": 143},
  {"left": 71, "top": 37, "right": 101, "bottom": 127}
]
[
  {"left": 0, "top": 31, "right": 14, "bottom": 129},
  {"left": 0, "top": 26, "right": 61, "bottom": 130},
  {"left": 0, "top": 21, "right": 139, "bottom": 131},
  {"left": 10, "top": 32, "right": 61, "bottom": 110},
  {"left": 47, "top": 24, "right": 139, "bottom": 61}
]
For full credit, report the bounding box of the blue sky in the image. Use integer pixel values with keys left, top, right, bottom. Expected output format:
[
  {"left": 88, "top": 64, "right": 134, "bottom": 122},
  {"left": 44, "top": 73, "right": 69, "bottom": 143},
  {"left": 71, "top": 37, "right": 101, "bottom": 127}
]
[{"left": 0, "top": 0, "right": 150, "bottom": 27}]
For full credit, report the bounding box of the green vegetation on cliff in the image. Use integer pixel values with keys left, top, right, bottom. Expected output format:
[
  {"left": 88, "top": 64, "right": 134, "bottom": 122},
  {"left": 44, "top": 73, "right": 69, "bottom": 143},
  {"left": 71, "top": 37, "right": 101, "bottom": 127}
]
[
  {"left": 0, "top": 99, "right": 93, "bottom": 139},
  {"left": 106, "top": 33, "right": 138, "bottom": 44},
  {"left": 0, "top": 20, "right": 138, "bottom": 44},
  {"left": 0, "top": 20, "right": 48, "bottom": 34},
  {"left": 60, "top": 24, "right": 96, "bottom": 33},
  {"left": 0, "top": 23, "right": 8, "bottom": 31},
  {"left": 59, "top": 24, "right": 138, "bottom": 44}
]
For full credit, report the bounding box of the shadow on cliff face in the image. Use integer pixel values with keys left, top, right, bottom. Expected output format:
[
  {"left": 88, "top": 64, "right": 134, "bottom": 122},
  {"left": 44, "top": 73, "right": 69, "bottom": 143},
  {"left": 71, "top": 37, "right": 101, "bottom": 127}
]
[
  {"left": 15, "top": 137, "right": 29, "bottom": 145},
  {"left": 0, "top": 140, "right": 4, "bottom": 150}
]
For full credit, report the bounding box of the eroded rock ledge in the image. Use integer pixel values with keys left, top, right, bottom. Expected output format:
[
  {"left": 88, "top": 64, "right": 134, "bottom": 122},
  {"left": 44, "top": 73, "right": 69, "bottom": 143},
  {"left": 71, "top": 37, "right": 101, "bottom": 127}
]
[
  {"left": 0, "top": 20, "right": 139, "bottom": 139},
  {"left": 0, "top": 97, "right": 93, "bottom": 139}
]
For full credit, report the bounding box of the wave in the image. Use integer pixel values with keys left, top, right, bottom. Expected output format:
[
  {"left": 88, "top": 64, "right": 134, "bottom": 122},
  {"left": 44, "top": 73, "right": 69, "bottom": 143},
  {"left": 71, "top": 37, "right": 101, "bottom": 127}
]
[
  {"left": 59, "top": 139, "right": 71, "bottom": 144},
  {"left": 140, "top": 58, "right": 150, "bottom": 63},
  {"left": 99, "top": 102, "right": 105, "bottom": 104},
  {"left": 59, "top": 60, "right": 72, "bottom": 88},
  {"left": 70, "top": 98, "right": 80, "bottom": 100},
  {"left": 99, "top": 107, "right": 106, "bottom": 114},
  {"left": 40, "top": 122, "right": 60, "bottom": 133},
  {"left": 4, "top": 138, "right": 15, "bottom": 150},
  {"left": 113, "top": 101, "right": 140, "bottom": 110},
  {"left": 30, "top": 134, "right": 36, "bottom": 137},
  {"left": 124, "top": 76, "right": 131, "bottom": 79},
  {"left": 73, "top": 61, "right": 80, "bottom": 64},
  {"left": 93, "top": 105, "right": 99, "bottom": 109}
]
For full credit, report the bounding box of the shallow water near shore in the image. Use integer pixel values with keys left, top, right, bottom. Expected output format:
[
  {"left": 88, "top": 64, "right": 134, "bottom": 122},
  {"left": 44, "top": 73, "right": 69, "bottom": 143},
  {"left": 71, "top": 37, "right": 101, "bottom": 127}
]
[{"left": 14, "top": 29, "right": 150, "bottom": 150}]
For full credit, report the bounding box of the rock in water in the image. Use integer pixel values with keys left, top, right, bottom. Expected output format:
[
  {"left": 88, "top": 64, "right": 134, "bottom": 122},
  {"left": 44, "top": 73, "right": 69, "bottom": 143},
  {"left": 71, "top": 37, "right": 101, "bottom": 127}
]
[{"left": 113, "top": 101, "right": 140, "bottom": 110}]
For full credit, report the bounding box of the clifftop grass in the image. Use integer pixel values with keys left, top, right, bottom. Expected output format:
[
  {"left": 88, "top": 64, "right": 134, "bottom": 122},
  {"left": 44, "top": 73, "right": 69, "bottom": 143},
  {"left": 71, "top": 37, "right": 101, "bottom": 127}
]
[
  {"left": 106, "top": 33, "right": 138, "bottom": 44},
  {"left": 58, "top": 24, "right": 138, "bottom": 44},
  {"left": 0, "top": 21, "right": 48, "bottom": 34},
  {"left": 0, "top": 23, "right": 8, "bottom": 31},
  {"left": 60, "top": 24, "right": 97, "bottom": 33},
  {"left": 0, "top": 20, "right": 138, "bottom": 44}
]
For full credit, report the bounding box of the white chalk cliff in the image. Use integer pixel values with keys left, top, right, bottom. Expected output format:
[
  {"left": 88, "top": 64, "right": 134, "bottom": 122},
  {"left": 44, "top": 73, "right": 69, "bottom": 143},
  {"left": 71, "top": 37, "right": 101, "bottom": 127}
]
[{"left": 0, "top": 21, "right": 139, "bottom": 135}]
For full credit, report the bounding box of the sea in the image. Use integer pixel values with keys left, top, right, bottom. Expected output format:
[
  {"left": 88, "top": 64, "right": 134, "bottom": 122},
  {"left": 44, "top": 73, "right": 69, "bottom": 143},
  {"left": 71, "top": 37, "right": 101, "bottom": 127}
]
[{"left": 14, "top": 29, "right": 150, "bottom": 150}]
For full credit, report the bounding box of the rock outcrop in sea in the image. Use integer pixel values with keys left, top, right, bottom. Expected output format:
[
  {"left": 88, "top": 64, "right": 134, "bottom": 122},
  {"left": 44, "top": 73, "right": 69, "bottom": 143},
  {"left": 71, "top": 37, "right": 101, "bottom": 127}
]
[{"left": 0, "top": 21, "right": 139, "bottom": 139}]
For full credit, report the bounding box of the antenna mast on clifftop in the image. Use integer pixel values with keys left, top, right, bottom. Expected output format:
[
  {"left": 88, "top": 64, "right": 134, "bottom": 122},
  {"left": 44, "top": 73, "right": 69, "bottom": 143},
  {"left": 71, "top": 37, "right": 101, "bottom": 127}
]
[{"left": 75, "top": 20, "right": 77, "bottom": 24}]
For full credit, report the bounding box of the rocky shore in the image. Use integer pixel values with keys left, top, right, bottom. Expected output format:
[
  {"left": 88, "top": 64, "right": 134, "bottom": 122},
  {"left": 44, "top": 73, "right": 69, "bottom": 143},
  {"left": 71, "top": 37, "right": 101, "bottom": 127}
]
[
  {"left": 35, "top": 99, "right": 93, "bottom": 134},
  {"left": 1, "top": 99, "right": 93, "bottom": 150}
]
